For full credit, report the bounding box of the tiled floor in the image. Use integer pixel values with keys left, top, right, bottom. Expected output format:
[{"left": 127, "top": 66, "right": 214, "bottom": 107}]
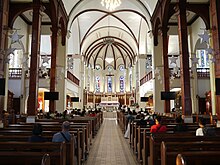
[{"left": 84, "top": 117, "right": 139, "bottom": 165}]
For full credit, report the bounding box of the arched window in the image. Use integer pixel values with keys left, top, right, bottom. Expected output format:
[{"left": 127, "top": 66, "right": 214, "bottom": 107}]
[
  {"left": 107, "top": 76, "right": 112, "bottom": 92},
  {"left": 120, "top": 76, "right": 124, "bottom": 92},
  {"left": 197, "top": 49, "right": 209, "bottom": 68},
  {"left": 95, "top": 76, "right": 100, "bottom": 92}
]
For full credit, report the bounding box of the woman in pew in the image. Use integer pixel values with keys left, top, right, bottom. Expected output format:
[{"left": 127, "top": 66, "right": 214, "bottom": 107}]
[
  {"left": 150, "top": 116, "right": 167, "bottom": 133},
  {"left": 28, "top": 123, "right": 47, "bottom": 142}
]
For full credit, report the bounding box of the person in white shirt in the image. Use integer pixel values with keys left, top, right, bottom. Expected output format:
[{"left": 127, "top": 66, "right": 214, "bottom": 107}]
[{"left": 196, "top": 118, "right": 206, "bottom": 136}]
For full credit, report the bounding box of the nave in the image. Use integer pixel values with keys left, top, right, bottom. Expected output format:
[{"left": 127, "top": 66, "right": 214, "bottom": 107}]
[{"left": 84, "top": 114, "right": 138, "bottom": 165}]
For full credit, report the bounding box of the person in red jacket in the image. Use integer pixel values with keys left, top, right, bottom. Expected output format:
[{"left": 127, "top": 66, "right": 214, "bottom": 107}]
[{"left": 150, "top": 115, "right": 167, "bottom": 133}]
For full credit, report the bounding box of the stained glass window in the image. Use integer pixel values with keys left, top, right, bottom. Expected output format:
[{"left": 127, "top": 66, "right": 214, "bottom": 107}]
[
  {"left": 95, "top": 76, "right": 100, "bottom": 92},
  {"left": 197, "top": 50, "right": 209, "bottom": 68},
  {"left": 107, "top": 76, "right": 112, "bottom": 92},
  {"left": 120, "top": 76, "right": 124, "bottom": 92}
]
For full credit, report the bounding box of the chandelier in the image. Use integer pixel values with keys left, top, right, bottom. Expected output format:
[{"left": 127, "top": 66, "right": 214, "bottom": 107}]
[
  {"left": 101, "top": 0, "right": 121, "bottom": 11},
  {"left": 103, "top": 38, "right": 114, "bottom": 45}
]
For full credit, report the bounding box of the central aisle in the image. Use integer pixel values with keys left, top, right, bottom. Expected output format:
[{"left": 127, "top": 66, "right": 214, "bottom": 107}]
[{"left": 84, "top": 116, "right": 138, "bottom": 165}]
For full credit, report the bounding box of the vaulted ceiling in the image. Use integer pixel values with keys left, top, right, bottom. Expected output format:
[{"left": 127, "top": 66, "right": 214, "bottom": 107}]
[{"left": 10, "top": 0, "right": 210, "bottom": 70}]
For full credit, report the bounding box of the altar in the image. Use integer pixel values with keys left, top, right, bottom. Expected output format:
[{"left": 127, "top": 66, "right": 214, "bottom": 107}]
[{"left": 99, "top": 96, "right": 120, "bottom": 110}]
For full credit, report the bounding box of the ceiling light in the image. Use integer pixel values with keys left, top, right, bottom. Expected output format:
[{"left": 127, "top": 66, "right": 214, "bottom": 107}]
[{"left": 101, "top": 0, "right": 121, "bottom": 11}]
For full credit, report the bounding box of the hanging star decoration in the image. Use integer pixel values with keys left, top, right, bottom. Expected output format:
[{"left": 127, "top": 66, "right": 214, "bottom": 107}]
[
  {"left": 206, "top": 47, "right": 214, "bottom": 55},
  {"left": 173, "top": 66, "right": 179, "bottom": 75},
  {"left": 2, "top": 30, "right": 24, "bottom": 64},
  {"left": 190, "top": 56, "right": 200, "bottom": 65},
  {"left": 42, "top": 55, "right": 50, "bottom": 64},
  {"left": 170, "top": 55, "right": 178, "bottom": 65},
  {"left": 9, "top": 30, "right": 24, "bottom": 44},
  {"left": 198, "top": 30, "right": 210, "bottom": 44},
  {"left": 198, "top": 30, "right": 216, "bottom": 63},
  {"left": 4, "top": 48, "right": 16, "bottom": 64},
  {"left": 154, "top": 67, "right": 160, "bottom": 75}
]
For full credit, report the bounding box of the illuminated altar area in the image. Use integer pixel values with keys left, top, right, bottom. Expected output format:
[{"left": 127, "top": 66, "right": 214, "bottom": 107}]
[{"left": 99, "top": 96, "right": 120, "bottom": 109}]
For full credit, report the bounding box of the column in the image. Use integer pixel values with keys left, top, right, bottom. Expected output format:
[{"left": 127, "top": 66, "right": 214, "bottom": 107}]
[
  {"left": 210, "top": 0, "right": 220, "bottom": 117},
  {"left": 162, "top": 27, "right": 170, "bottom": 113},
  {"left": 176, "top": 0, "right": 192, "bottom": 116},
  {"left": 49, "top": 25, "right": 58, "bottom": 113},
  {"left": 55, "top": 33, "right": 67, "bottom": 112},
  {"left": 125, "top": 68, "right": 130, "bottom": 92},
  {"left": 0, "top": 0, "right": 9, "bottom": 116},
  {"left": 153, "top": 35, "right": 164, "bottom": 114},
  {"left": 27, "top": 0, "right": 43, "bottom": 116},
  {"left": 80, "top": 58, "right": 85, "bottom": 109}
]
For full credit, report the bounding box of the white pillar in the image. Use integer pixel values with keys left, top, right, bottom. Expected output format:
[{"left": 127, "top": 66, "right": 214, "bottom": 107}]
[
  {"left": 153, "top": 35, "right": 164, "bottom": 113},
  {"left": 55, "top": 35, "right": 67, "bottom": 112}
]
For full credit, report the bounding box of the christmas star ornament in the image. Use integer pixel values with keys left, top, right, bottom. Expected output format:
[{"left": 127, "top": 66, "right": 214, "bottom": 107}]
[
  {"left": 170, "top": 75, "right": 175, "bottom": 81},
  {"left": 9, "top": 31, "right": 24, "bottom": 44},
  {"left": 42, "top": 55, "right": 50, "bottom": 64},
  {"left": 198, "top": 31, "right": 210, "bottom": 44},
  {"left": 210, "top": 58, "right": 216, "bottom": 63},
  {"left": 170, "top": 55, "right": 178, "bottom": 65},
  {"left": 6, "top": 48, "right": 16, "bottom": 56},
  {"left": 4, "top": 56, "right": 11, "bottom": 64},
  {"left": 190, "top": 57, "right": 200, "bottom": 65},
  {"left": 173, "top": 66, "right": 179, "bottom": 74},
  {"left": 154, "top": 67, "right": 160, "bottom": 75},
  {"left": 206, "top": 47, "right": 214, "bottom": 55}
]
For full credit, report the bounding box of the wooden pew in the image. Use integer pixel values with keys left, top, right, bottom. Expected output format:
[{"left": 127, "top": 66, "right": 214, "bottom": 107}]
[
  {"left": 149, "top": 133, "right": 220, "bottom": 165},
  {"left": 0, "top": 141, "right": 66, "bottom": 165},
  {"left": 0, "top": 134, "right": 76, "bottom": 165},
  {"left": 41, "top": 153, "right": 50, "bottom": 165},
  {"left": 0, "top": 128, "right": 82, "bottom": 164},
  {"left": 139, "top": 124, "right": 200, "bottom": 165},
  {"left": 7, "top": 123, "right": 91, "bottom": 154},
  {"left": 161, "top": 141, "right": 220, "bottom": 165},
  {"left": 176, "top": 154, "right": 186, "bottom": 165}
]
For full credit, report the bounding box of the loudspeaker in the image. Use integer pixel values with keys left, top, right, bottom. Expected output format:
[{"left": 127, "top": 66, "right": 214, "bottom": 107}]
[
  {"left": 44, "top": 92, "right": 59, "bottom": 100},
  {"left": 0, "top": 78, "right": 5, "bottom": 96},
  {"left": 161, "top": 91, "right": 176, "bottom": 100},
  {"left": 71, "top": 97, "right": 79, "bottom": 102},
  {"left": 140, "top": 97, "right": 149, "bottom": 102},
  {"left": 216, "top": 78, "right": 220, "bottom": 95}
]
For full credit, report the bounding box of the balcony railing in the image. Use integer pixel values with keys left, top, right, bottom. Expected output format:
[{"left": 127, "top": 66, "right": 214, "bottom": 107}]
[
  {"left": 197, "top": 68, "right": 210, "bottom": 78},
  {"left": 140, "top": 71, "right": 152, "bottom": 86},
  {"left": 9, "top": 68, "right": 22, "bottom": 78},
  {"left": 67, "top": 71, "right": 80, "bottom": 86},
  {"left": 9, "top": 68, "right": 80, "bottom": 85},
  {"left": 140, "top": 67, "right": 210, "bottom": 86}
]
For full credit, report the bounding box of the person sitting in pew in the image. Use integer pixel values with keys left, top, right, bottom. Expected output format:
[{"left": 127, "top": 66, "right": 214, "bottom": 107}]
[
  {"left": 150, "top": 116, "right": 167, "bottom": 133},
  {"left": 136, "top": 114, "right": 147, "bottom": 127},
  {"left": 52, "top": 121, "right": 71, "bottom": 142},
  {"left": 28, "top": 123, "right": 47, "bottom": 142},
  {"left": 196, "top": 117, "right": 216, "bottom": 136},
  {"left": 174, "top": 115, "right": 188, "bottom": 132}
]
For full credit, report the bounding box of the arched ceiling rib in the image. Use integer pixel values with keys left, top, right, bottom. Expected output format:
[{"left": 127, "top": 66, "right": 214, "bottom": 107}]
[{"left": 69, "top": 8, "right": 150, "bottom": 69}]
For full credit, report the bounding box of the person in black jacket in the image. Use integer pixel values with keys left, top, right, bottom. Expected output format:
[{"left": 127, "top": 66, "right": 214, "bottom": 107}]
[{"left": 28, "top": 123, "right": 47, "bottom": 142}]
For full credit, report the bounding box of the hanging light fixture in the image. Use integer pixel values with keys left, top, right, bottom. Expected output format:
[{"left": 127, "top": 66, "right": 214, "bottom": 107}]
[{"left": 101, "top": 0, "right": 121, "bottom": 11}]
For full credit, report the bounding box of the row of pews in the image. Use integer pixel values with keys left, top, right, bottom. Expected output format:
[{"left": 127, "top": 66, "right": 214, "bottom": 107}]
[
  {"left": 117, "top": 111, "right": 220, "bottom": 165},
  {"left": 0, "top": 112, "right": 103, "bottom": 165}
]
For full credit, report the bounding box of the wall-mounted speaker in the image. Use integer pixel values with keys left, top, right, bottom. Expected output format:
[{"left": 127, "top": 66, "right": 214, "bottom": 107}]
[
  {"left": 44, "top": 92, "right": 59, "bottom": 100},
  {"left": 0, "top": 78, "right": 5, "bottom": 96}
]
